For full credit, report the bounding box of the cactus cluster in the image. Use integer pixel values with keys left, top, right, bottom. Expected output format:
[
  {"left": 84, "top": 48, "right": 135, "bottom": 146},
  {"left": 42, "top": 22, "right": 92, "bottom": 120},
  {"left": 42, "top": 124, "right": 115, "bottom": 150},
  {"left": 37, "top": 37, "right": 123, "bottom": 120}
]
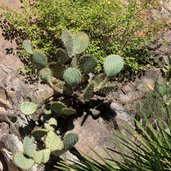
[
  {"left": 22, "top": 30, "right": 124, "bottom": 103},
  {"left": 17, "top": 30, "right": 124, "bottom": 169},
  {"left": 14, "top": 120, "right": 78, "bottom": 170}
]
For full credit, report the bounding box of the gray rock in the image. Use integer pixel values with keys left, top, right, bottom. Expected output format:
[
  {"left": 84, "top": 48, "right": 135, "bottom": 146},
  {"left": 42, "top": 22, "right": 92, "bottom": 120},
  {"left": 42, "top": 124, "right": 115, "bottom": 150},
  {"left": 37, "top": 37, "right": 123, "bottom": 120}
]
[
  {"left": 1, "top": 134, "right": 23, "bottom": 153},
  {"left": 110, "top": 102, "right": 134, "bottom": 129}
]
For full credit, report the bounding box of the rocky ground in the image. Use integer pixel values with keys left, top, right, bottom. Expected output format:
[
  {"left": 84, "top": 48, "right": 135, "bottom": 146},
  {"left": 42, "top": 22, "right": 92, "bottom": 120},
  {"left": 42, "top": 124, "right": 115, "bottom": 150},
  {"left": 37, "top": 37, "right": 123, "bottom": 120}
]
[{"left": 0, "top": 1, "right": 171, "bottom": 171}]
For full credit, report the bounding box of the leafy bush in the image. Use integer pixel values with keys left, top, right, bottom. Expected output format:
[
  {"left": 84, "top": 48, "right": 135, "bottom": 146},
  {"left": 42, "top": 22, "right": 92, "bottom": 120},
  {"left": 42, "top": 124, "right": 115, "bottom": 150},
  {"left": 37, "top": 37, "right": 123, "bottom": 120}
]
[{"left": 1, "top": 0, "right": 163, "bottom": 72}]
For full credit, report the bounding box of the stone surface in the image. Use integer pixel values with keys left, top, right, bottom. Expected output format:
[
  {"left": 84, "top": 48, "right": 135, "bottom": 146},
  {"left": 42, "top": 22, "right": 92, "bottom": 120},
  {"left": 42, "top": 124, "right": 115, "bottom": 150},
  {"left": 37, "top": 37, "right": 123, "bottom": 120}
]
[{"left": 1, "top": 134, "right": 23, "bottom": 153}]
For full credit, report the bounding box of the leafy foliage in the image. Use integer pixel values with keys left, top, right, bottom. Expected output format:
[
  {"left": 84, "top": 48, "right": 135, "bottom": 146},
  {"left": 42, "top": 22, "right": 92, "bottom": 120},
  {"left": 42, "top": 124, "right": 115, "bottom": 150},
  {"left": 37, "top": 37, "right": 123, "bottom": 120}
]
[{"left": 1, "top": 0, "right": 163, "bottom": 72}]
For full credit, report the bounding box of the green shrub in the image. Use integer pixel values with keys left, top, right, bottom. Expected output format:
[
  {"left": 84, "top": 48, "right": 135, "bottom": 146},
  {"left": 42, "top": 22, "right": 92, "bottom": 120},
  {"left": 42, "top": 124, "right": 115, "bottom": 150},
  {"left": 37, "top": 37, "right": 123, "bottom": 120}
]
[{"left": 1, "top": 0, "right": 163, "bottom": 72}]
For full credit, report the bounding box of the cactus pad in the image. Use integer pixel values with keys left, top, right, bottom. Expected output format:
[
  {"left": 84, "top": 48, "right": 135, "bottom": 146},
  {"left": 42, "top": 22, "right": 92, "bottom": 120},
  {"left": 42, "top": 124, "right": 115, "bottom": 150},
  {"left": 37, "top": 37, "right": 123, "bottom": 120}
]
[
  {"left": 32, "top": 128, "right": 48, "bottom": 139},
  {"left": 62, "top": 30, "right": 74, "bottom": 58},
  {"left": 83, "top": 82, "right": 94, "bottom": 100},
  {"left": 33, "top": 149, "right": 50, "bottom": 164},
  {"left": 51, "top": 102, "right": 66, "bottom": 113},
  {"left": 61, "top": 108, "right": 76, "bottom": 116},
  {"left": 32, "top": 51, "right": 48, "bottom": 69},
  {"left": 42, "top": 104, "right": 52, "bottom": 115},
  {"left": 48, "top": 63, "right": 64, "bottom": 79},
  {"left": 39, "top": 67, "right": 53, "bottom": 87},
  {"left": 64, "top": 133, "right": 79, "bottom": 150},
  {"left": 73, "top": 32, "right": 89, "bottom": 55},
  {"left": 45, "top": 131, "right": 64, "bottom": 152},
  {"left": 63, "top": 68, "right": 82, "bottom": 87},
  {"left": 63, "top": 85, "right": 73, "bottom": 96},
  {"left": 13, "top": 152, "right": 34, "bottom": 169},
  {"left": 93, "top": 75, "right": 104, "bottom": 91},
  {"left": 23, "top": 40, "right": 33, "bottom": 54},
  {"left": 56, "top": 48, "right": 69, "bottom": 64},
  {"left": 103, "top": 55, "right": 124, "bottom": 77},
  {"left": 20, "top": 102, "right": 38, "bottom": 115},
  {"left": 79, "top": 55, "right": 97, "bottom": 74},
  {"left": 97, "top": 85, "right": 115, "bottom": 96},
  {"left": 23, "top": 136, "right": 36, "bottom": 158},
  {"left": 44, "top": 118, "right": 57, "bottom": 131}
]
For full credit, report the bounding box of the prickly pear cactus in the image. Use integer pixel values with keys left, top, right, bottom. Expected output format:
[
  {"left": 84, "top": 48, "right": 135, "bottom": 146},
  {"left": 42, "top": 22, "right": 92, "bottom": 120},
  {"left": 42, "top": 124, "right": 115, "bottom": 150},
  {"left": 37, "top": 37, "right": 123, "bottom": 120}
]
[
  {"left": 79, "top": 55, "right": 97, "bottom": 74},
  {"left": 61, "top": 108, "right": 76, "bottom": 116},
  {"left": 49, "top": 63, "right": 65, "bottom": 79},
  {"left": 62, "top": 30, "right": 74, "bottom": 58},
  {"left": 23, "top": 40, "right": 33, "bottom": 54},
  {"left": 64, "top": 133, "right": 79, "bottom": 150},
  {"left": 13, "top": 152, "right": 34, "bottom": 169},
  {"left": 45, "top": 131, "right": 64, "bottom": 152},
  {"left": 20, "top": 102, "right": 38, "bottom": 115},
  {"left": 51, "top": 102, "right": 66, "bottom": 113},
  {"left": 83, "top": 82, "right": 94, "bottom": 100},
  {"left": 103, "top": 55, "right": 124, "bottom": 77},
  {"left": 39, "top": 67, "right": 53, "bottom": 87},
  {"left": 44, "top": 118, "right": 58, "bottom": 131},
  {"left": 32, "top": 128, "right": 48, "bottom": 139},
  {"left": 73, "top": 32, "right": 89, "bottom": 55},
  {"left": 32, "top": 51, "right": 48, "bottom": 69},
  {"left": 42, "top": 104, "right": 52, "bottom": 115},
  {"left": 33, "top": 149, "right": 50, "bottom": 164},
  {"left": 97, "top": 85, "right": 115, "bottom": 96},
  {"left": 56, "top": 48, "right": 69, "bottom": 64},
  {"left": 63, "top": 68, "right": 82, "bottom": 87},
  {"left": 23, "top": 136, "right": 36, "bottom": 158}
]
